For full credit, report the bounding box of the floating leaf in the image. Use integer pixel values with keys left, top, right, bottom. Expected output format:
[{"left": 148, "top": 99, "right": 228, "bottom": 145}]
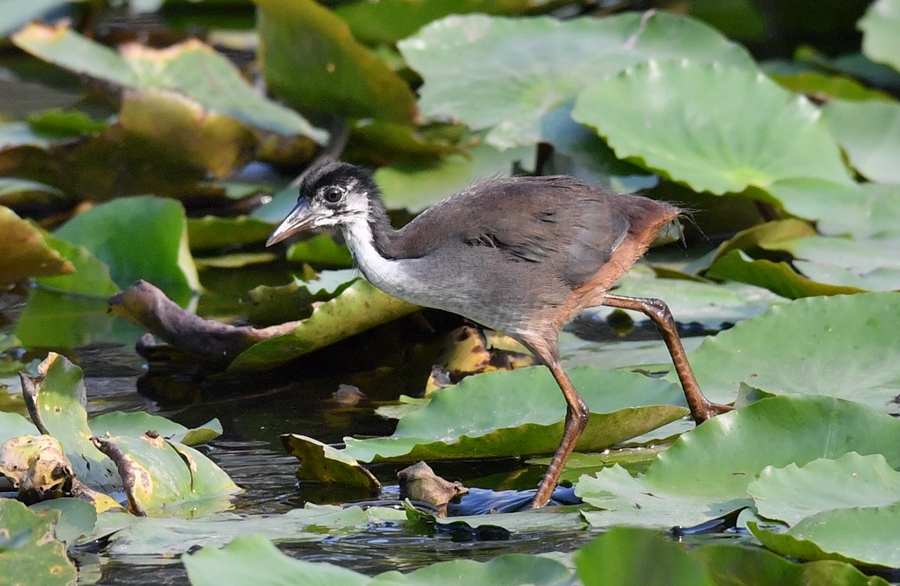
[
  {"left": 227, "top": 279, "right": 420, "bottom": 373},
  {"left": 54, "top": 196, "right": 200, "bottom": 305},
  {"left": 375, "top": 141, "right": 536, "bottom": 212},
  {"left": 399, "top": 11, "right": 753, "bottom": 148},
  {"left": 578, "top": 396, "right": 900, "bottom": 528},
  {"left": 256, "top": 0, "right": 416, "bottom": 124},
  {"left": 681, "top": 292, "right": 900, "bottom": 409},
  {"left": 750, "top": 504, "right": 900, "bottom": 569},
  {"left": 340, "top": 367, "right": 687, "bottom": 463},
  {"left": 12, "top": 23, "right": 325, "bottom": 140},
  {"left": 89, "top": 412, "right": 223, "bottom": 446},
  {"left": 859, "top": 0, "right": 900, "bottom": 73},
  {"left": 769, "top": 71, "right": 896, "bottom": 102},
  {"left": 0, "top": 205, "right": 73, "bottom": 285},
  {"left": 573, "top": 61, "right": 852, "bottom": 195},
  {"left": 748, "top": 453, "right": 900, "bottom": 526},
  {"left": 822, "top": 99, "right": 900, "bottom": 184},
  {"left": 183, "top": 533, "right": 574, "bottom": 586},
  {"left": 187, "top": 216, "right": 275, "bottom": 253},
  {"left": 29, "top": 498, "right": 98, "bottom": 548},
  {"left": 0, "top": 499, "right": 76, "bottom": 586},
  {"left": 281, "top": 434, "right": 380, "bottom": 492}
]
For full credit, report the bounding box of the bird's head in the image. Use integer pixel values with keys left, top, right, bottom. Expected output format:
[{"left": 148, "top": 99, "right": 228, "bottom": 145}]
[{"left": 266, "top": 162, "right": 379, "bottom": 247}]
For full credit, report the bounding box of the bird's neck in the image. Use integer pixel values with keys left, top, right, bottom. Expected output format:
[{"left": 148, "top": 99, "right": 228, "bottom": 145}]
[{"left": 339, "top": 195, "right": 410, "bottom": 295}]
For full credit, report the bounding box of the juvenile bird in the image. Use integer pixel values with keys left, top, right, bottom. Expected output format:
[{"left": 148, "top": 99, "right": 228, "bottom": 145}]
[{"left": 267, "top": 162, "right": 725, "bottom": 508}]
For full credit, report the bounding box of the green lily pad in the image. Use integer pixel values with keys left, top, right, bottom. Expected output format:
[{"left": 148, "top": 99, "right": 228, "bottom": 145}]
[
  {"left": 184, "top": 532, "right": 574, "bottom": 586},
  {"left": 256, "top": 0, "right": 416, "bottom": 124},
  {"left": 0, "top": 205, "right": 73, "bottom": 286},
  {"left": 769, "top": 71, "right": 896, "bottom": 102},
  {"left": 27, "top": 107, "right": 108, "bottom": 137},
  {"left": 187, "top": 216, "right": 275, "bottom": 253},
  {"left": 577, "top": 527, "right": 713, "bottom": 586},
  {"left": 22, "top": 354, "right": 121, "bottom": 492},
  {"left": 822, "top": 99, "right": 900, "bottom": 184},
  {"left": 100, "top": 504, "right": 401, "bottom": 555},
  {"left": 227, "top": 279, "right": 420, "bottom": 373},
  {"left": 286, "top": 234, "right": 353, "bottom": 267},
  {"left": 0, "top": 411, "right": 36, "bottom": 445},
  {"left": 695, "top": 542, "right": 891, "bottom": 586},
  {"left": 706, "top": 249, "right": 864, "bottom": 299},
  {"left": 765, "top": 236, "right": 900, "bottom": 291},
  {"left": 0, "top": 499, "right": 76, "bottom": 586},
  {"left": 859, "top": 0, "right": 900, "bottom": 73},
  {"left": 54, "top": 195, "right": 200, "bottom": 305},
  {"left": 29, "top": 498, "right": 98, "bottom": 547},
  {"left": 375, "top": 141, "right": 536, "bottom": 213},
  {"left": 399, "top": 11, "right": 753, "bottom": 149},
  {"left": 335, "top": 0, "right": 557, "bottom": 45},
  {"left": 12, "top": 23, "right": 325, "bottom": 140},
  {"left": 32, "top": 234, "right": 119, "bottom": 297},
  {"left": 578, "top": 395, "right": 900, "bottom": 528},
  {"left": 95, "top": 433, "right": 237, "bottom": 514},
  {"left": 763, "top": 179, "right": 900, "bottom": 239},
  {"left": 89, "top": 412, "right": 222, "bottom": 446},
  {"left": 681, "top": 292, "right": 900, "bottom": 408},
  {"left": 750, "top": 504, "right": 900, "bottom": 569},
  {"left": 583, "top": 267, "right": 788, "bottom": 328},
  {"left": 748, "top": 453, "right": 900, "bottom": 526},
  {"left": 281, "top": 435, "right": 379, "bottom": 491},
  {"left": 341, "top": 367, "right": 688, "bottom": 463},
  {"left": 0, "top": 178, "right": 64, "bottom": 206},
  {"left": 246, "top": 270, "right": 358, "bottom": 325},
  {"left": 573, "top": 61, "right": 852, "bottom": 195},
  {"left": 13, "top": 288, "right": 121, "bottom": 349}
]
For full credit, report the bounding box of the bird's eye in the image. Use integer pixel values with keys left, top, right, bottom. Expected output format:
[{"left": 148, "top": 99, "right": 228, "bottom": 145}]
[{"left": 322, "top": 187, "right": 343, "bottom": 204}]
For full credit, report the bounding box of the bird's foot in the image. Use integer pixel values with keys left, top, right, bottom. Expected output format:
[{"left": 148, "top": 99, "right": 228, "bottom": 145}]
[{"left": 691, "top": 400, "right": 733, "bottom": 424}]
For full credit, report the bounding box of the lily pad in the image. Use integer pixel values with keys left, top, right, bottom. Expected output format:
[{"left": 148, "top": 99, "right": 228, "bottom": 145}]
[
  {"left": 680, "top": 292, "right": 900, "bottom": 409},
  {"left": 187, "top": 216, "right": 275, "bottom": 253},
  {"left": 577, "top": 527, "right": 713, "bottom": 586},
  {"left": 227, "top": 279, "right": 420, "bottom": 373},
  {"left": 0, "top": 499, "right": 76, "bottom": 586},
  {"left": 0, "top": 205, "right": 73, "bottom": 286},
  {"left": 750, "top": 504, "right": 900, "bottom": 569},
  {"left": 398, "top": 11, "right": 753, "bottom": 149},
  {"left": 765, "top": 236, "right": 900, "bottom": 291},
  {"left": 748, "top": 453, "right": 900, "bottom": 526},
  {"left": 256, "top": 0, "right": 416, "bottom": 124},
  {"left": 578, "top": 395, "right": 900, "bottom": 528},
  {"left": 12, "top": 23, "right": 325, "bottom": 140},
  {"left": 769, "top": 71, "right": 896, "bottom": 102},
  {"left": 822, "top": 99, "right": 900, "bottom": 184},
  {"left": 29, "top": 498, "right": 98, "bottom": 547},
  {"left": 281, "top": 435, "right": 379, "bottom": 491},
  {"left": 100, "top": 504, "right": 400, "bottom": 555},
  {"left": 340, "top": 367, "right": 688, "bottom": 462},
  {"left": 375, "top": 141, "right": 536, "bottom": 213},
  {"left": 183, "top": 533, "right": 574, "bottom": 586},
  {"left": 285, "top": 234, "right": 353, "bottom": 267},
  {"left": 859, "top": 0, "right": 900, "bottom": 73},
  {"left": 573, "top": 60, "right": 852, "bottom": 195},
  {"left": 0, "top": 411, "right": 36, "bottom": 445},
  {"left": 21, "top": 354, "right": 121, "bottom": 492},
  {"left": 54, "top": 195, "right": 200, "bottom": 305},
  {"left": 89, "top": 412, "right": 222, "bottom": 446}
]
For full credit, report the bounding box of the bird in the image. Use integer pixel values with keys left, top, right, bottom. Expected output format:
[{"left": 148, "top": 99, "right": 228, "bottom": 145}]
[{"left": 267, "top": 161, "right": 728, "bottom": 508}]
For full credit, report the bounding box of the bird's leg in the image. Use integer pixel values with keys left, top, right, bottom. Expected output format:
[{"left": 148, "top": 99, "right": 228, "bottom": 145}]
[
  {"left": 602, "top": 293, "right": 731, "bottom": 423},
  {"left": 525, "top": 341, "right": 589, "bottom": 508}
]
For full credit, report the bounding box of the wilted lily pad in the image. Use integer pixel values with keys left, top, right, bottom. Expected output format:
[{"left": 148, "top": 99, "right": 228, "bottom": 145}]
[
  {"left": 12, "top": 23, "right": 325, "bottom": 141},
  {"left": 0, "top": 205, "right": 73, "bottom": 286},
  {"left": 578, "top": 395, "right": 900, "bottom": 528},
  {"left": 573, "top": 60, "right": 852, "bottom": 195},
  {"left": 227, "top": 279, "right": 420, "bottom": 372},
  {"left": 399, "top": 11, "right": 753, "bottom": 149},
  {"left": 748, "top": 452, "right": 900, "bottom": 526},
  {"left": 0, "top": 499, "right": 76, "bottom": 586}
]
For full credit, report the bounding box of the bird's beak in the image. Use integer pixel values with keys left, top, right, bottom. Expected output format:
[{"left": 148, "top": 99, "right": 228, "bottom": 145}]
[{"left": 266, "top": 199, "right": 315, "bottom": 247}]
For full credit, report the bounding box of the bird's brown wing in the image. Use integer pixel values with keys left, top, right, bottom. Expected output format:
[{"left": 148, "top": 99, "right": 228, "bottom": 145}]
[{"left": 390, "top": 176, "right": 630, "bottom": 287}]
